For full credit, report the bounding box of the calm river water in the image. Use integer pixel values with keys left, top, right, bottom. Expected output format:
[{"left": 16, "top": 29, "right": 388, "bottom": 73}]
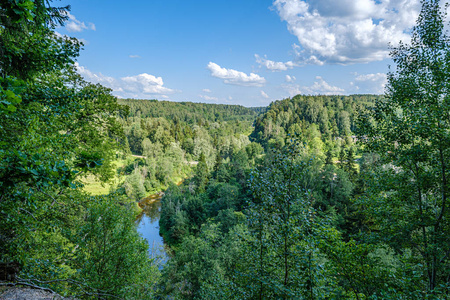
[{"left": 136, "top": 193, "right": 167, "bottom": 264}]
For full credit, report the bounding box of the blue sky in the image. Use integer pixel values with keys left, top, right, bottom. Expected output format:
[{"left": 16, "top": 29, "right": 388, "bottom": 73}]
[{"left": 57, "top": 0, "right": 424, "bottom": 107}]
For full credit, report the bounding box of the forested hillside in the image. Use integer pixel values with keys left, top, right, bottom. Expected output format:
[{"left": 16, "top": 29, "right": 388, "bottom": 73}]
[
  {"left": 156, "top": 2, "right": 450, "bottom": 298},
  {"left": 2, "top": 0, "right": 449, "bottom": 299},
  {"left": 115, "top": 100, "right": 259, "bottom": 199},
  {"left": 251, "top": 94, "right": 378, "bottom": 146},
  {"left": 157, "top": 92, "right": 378, "bottom": 298}
]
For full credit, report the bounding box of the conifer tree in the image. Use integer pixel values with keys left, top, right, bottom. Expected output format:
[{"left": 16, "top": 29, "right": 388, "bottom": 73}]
[
  {"left": 344, "top": 147, "right": 357, "bottom": 178},
  {"left": 338, "top": 147, "right": 346, "bottom": 168},
  {"left": 195, "top": 152, "right": 209, "bottom": 192},
  {"left": 325, "top": 150, "right": 333, "bottom": 165}
]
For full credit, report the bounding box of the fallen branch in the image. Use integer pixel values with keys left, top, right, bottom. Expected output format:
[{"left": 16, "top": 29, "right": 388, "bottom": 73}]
[{"left": 0, "top": 281, "right": 57, "bottom": 295}]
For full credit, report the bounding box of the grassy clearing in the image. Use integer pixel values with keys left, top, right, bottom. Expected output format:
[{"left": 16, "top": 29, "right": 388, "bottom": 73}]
[
  {"left": 82, "top": 156, "right": 193, "bottom": 197},
  {"left": 81, "top": 158, "right": 127, "bottom": 196}
]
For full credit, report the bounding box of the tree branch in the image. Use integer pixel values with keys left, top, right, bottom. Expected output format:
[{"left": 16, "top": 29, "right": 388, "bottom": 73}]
[{"left": 0, "top": 281, "right": 57, "bottom": 295}]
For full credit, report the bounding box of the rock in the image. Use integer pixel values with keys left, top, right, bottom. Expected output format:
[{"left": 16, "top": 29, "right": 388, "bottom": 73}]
[{"left": 0, "top": 287, "right": 65, "bottom": 300}]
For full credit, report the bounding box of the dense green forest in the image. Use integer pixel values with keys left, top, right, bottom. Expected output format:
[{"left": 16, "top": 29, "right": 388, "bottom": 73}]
[
  {"left": 156, "top": 94, "right": 381, "bottom": 298},
  {"left": 116, "top": 99, "right": 260, "bottom": 198},
  {"left": 1, "top": 0, "right": 450, "bottom": 299},
  {"left": 251, "top": 94, "right": 377, "bottom": 146},
  {"left": 118, "top": 98, "right": 263, "bottom": 122}
]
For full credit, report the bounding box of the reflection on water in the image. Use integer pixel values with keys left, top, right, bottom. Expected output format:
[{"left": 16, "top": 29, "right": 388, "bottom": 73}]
[
  {"left": 136, "top": 193, "right": 168, "bottom": 266},
  {"left": 136, "top": 194, "right": 162, "bottom": 223}
]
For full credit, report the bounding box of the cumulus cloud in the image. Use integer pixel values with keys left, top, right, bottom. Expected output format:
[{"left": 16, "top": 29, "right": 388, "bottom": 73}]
[
  {"left": 199, "top": 94, "right": 218, "bottom": 102},
  {"left": 54, "top": 31, "right": 89, "bottom": 45},
  {"left": 75, "top": 63, "right": 116, "bottom": 87},
  {"left": 306, "top": 76, "right": 345, "bottom": 94},
  {"left": 207, "top": 62, "right": 266, "bottom": 87},
  {"left": 285, "top": 75, "right": 296, "bottom": 82},
  {"left": 355, "top": 73, "right": 387, "bottom": 82},
  {"left": 202, "top": 89, "right": 212, "bottom": 93},
  {"left": 352, "top": 72, "right": 387, "bottom": 94},
  {"left": 129, "top": 55, "right": 141, "bottom": 58},
  {"left": 255, "top": 54, "right": 296, "bottom": 71},
  {"left": 121, "top": 73, "right": 174, "bottom": 94},
  {"left": 261, "top": 90, "right": 270, "bottom": 99},
  {"left": 272, "top": 0, "right": 421, "bottom": 64},
  {"left": 284, "top": 84, "right": 302, "bottom": 97},
  {"left": 65, "top": 12, "right": 96, "bottom": 33},
  {"left": 75, "top": 63, "right": 176, "bottom": 98},
  {"left": 283, "top": 76, "right": 344, "bottom": 96}
]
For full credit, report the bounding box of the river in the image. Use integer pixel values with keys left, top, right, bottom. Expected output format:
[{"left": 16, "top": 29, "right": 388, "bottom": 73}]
[{"left": 136, "top": 193, "right": 168, "bottom": 265}]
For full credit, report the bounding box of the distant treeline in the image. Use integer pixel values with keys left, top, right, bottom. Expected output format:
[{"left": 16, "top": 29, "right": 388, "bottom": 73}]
[{"left": 118, "top": 99, "right": 263, "bottom": 123}]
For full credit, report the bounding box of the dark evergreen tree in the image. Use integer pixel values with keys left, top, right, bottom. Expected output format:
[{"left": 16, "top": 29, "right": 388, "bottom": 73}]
[
  {"left": 344, "top": 147, "right": 357, "bottom": 179},
  {"left": 325, "top": 150, "right": 334, "bottom": 165},
  {"left": 338, "top": 147, "right": 346, "bottom": 168},
  {"left": 195, "top": 152, "right": 209, "bottom": 193}
]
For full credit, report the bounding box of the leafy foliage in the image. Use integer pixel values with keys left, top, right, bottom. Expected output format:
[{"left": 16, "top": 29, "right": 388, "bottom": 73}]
[
  {"left": 3, "top": 0, "right": 450, "bottom": 299},
  {"left": 251, "top": 94, "right": 380, "bottom": 148},
  {"left": 0, "top": 1, "right": 159, "bottom": 298},
  {"left": 357, "top": 0, "right": 450, "bottom": 294},
  {"left": 119, "top": 98, "right": 259, "bottom": 123}
]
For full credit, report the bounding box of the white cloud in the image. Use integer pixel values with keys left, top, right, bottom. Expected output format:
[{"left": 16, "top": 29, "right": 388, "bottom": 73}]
[
  {"left": 283, "top": 76, "right": 344, "bottom": 96},
  {"left": 285, "top": 75, "right": 296, "bottom": 82},
  {"left": 121, "top": 74, "right": 174, "bottom": 95},
  {"left": 75, "top": 63, "right": 176, "bottom": 98},
  {"left": 129, "top": 55, "right": 141, "bottom": 58},
  {"left": 306, "top": 76, "right": 345, "bottom": 94},
  {"left": 54, "top": 31, "right": 89, "bottom": 45},
  {"left": 202, "top": 88, "right": 212, "bottom": 93},
  {"left": 261, "top": 90, "right": 270, "bottom": 99},
  {"left": 65, "top": 12, "right": 96, "bottom": 33},
  {"left": 272, "top": 0, "right": 421, "bottom": 64},
  {"left": 352, "top": 72, "right": 387, "bottom": 94},
  {"left": 75, "top": 63, "right": 116, "bottom": 86},
  {"left": 355, "top": 73, "right": 387, "bottom": 82},
  {"left": 199, "top": 94, "right": 218, "bottom": 101},
  {"left": 255, "top": 54, "right": 296, "bottom": 71},
  {"left": 284, "top": 84, "right": 303, "bottom": 97},
  {"left": 207, "top": 62, "right": 266, "bottom": 87}
]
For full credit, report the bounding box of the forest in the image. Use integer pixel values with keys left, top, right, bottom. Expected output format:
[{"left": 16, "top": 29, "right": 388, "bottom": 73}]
[{"left": 1, "top": 0, "right": 449, "bottom": 299}]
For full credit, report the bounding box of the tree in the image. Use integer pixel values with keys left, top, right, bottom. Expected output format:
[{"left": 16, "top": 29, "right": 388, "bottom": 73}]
[
  {"left": 239, "top": 140, "right": 326, "bottom": 299},
  {"left": 194, "top": 152, "right": 209, "bottom": 192},
  {"left": 325, "top": 150, "right": 333, "bottom": 165},
  {"left": 344, "top": 147, "right": 357, "bottom": 179},
  {"left": 0, "top": 0, "right": 80, "bottom": 81},
  {"left": 358, "top": 0, "right": 450, "bottom": 294},
  {"left": 72, "top": 194, "right": 159, "bottom": 298},
  {"left": 338, "top": 147, "right": 346, "bottom": 168},
  {"left": 0, "top": 2, "right": 156, "bottom": 297}
]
